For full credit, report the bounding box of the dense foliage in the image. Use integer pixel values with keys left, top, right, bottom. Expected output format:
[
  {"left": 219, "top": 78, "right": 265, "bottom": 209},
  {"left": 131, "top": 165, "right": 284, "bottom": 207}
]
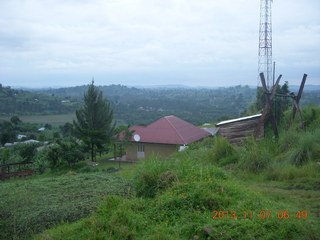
[
  {"left": 74, "top": 82, "right": 115, "bottom": 161},
  {"left": 0, "top": 85, "right": 80, "bottom": 116},
  {"left": 2, "top": 83, "right": 320, "bottom": 126},
  {"left": 35, "top": 84, "right": 257, "bottom": 125}
]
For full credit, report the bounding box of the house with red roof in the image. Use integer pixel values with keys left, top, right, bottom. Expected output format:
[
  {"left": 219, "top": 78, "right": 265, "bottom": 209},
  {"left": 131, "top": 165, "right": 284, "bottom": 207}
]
[{"left": 119, "top": 115, "right": 211, "bottom": 161}]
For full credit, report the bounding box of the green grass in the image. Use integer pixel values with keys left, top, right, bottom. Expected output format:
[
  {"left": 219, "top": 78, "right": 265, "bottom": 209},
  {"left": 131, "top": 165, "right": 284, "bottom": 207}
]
[
  {"left": 3, "top": 105, "right": 320, "bottom": 240},
  {"left": 32, "top": 143, "right": 320, "bottom": 240},
  {"left": 0, "top": 170, "right": 134, "bottom": 240},
  {"left": 0, "top": 113, "right": 75, "bottom": 126}
]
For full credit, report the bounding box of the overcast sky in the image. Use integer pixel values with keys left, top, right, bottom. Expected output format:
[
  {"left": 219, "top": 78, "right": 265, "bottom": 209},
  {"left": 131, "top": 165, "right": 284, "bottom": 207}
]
[{"left": 0, "top": 0, "right": 319, "bottom": 88}]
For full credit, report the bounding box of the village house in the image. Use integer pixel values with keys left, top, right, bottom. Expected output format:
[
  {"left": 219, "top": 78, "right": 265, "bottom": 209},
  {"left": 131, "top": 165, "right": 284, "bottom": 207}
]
[{"left": 119, "top": 115, "right": 212, "bottom": 161}]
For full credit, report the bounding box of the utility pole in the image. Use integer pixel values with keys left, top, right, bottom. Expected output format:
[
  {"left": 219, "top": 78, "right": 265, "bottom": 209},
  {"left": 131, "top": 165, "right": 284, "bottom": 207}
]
[{"left": 258, "top": 0, "right": 273, "bottom": 89}]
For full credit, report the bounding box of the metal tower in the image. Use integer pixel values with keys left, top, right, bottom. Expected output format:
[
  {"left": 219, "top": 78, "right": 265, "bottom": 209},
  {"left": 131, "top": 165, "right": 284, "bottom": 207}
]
[{"left": 258, "top": 0, "right": 273, "bottom": 88}]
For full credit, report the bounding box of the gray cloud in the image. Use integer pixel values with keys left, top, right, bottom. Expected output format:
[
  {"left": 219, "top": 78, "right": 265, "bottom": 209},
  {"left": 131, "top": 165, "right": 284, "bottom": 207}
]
[{"left": 0, "top": 0, "right": 319, "bottom": 87}]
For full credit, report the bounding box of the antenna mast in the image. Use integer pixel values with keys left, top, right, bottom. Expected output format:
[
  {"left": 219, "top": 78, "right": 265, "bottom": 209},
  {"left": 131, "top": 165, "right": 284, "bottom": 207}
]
[{"left": 258, "top": 0, "right": 273, "bottom": 89}]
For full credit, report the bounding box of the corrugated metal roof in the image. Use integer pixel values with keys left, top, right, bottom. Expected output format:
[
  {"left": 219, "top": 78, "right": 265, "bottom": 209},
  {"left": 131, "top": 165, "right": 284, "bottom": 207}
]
[
  {"left": 216, "top": 114, "right": 262, "bottom": 126},
  {"left": 202, "top": 127, "right": 219, "bottom": 136},
  {"left": 128, "top": 116, "right": 211, "bottom": 145}
]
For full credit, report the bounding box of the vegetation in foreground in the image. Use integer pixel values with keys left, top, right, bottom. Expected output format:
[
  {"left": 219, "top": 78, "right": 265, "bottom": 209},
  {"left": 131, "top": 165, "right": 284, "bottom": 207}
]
[
  {"left": 0, "top": 163, "right": 133, "bottom": 240},
  {"left": 31, "top": 106, "right": 320, "bottom": 240}
]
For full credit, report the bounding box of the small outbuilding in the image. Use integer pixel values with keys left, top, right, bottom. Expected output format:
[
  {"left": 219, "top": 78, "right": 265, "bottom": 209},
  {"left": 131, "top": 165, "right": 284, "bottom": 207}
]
[
  {"left": 119, "top": 115, "right": 211, "bottom": 161},
  {"left": 216, "top": 114, "right": 263, "bottom": 144}
]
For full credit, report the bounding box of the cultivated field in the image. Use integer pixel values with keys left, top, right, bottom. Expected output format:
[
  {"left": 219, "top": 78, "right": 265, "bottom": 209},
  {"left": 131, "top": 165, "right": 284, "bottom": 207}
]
[{"left": 0, "top": 113, "right": 75, "bottom": 126}]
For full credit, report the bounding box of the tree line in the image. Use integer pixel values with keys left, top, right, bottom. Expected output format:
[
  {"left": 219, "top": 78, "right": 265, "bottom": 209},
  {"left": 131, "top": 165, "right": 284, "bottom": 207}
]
[{"left": 0, "top": 85, "right": 80, "bottom": 116}]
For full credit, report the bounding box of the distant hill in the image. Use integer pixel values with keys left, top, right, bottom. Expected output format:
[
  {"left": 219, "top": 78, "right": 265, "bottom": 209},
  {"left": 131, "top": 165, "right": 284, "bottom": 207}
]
[
  {"left": 33, "top": 84, "right": 257, "bottom": 125},
  {"left": 37, "top": 84, "right": 320, "bottom": 125},
  {"left": 0, "top": 84, "right": 80, "bottom": 116},
  {"left": 2, "top": 83, "right": 319, "bottom": 126},
  {"left": 290, "top": 85, "right": 320, "bottom": 92}
]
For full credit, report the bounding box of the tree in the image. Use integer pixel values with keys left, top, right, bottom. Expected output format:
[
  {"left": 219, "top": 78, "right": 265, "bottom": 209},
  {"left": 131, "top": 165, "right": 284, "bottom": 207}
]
[
  {"left": 59, "top": 141, "right": 84, "bottom": 166},
  {"left": 10, "top": 116, "right": 22, "bottom": 125},
  {"left": 255, "top": 81, "right": 291, "bottom": 124},
  {"left": 59, "top": 122, "right": 74, "bottom": 138},
  {"left": 0, "top": 121, "right": 15, "bottom": 145},
  {"left": 73, "top": 81, "right": 115, "bottom": 161},
  {"left": 113, "top": 125, "right": 134, "bottom": 167}
]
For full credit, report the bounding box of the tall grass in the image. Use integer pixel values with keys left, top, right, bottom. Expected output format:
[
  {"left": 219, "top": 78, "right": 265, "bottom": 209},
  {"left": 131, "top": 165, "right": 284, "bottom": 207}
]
[
  {"left": 288, "top": 129, "right": 320, "bottom": 166},
  {"left": 34, "top": 145, "right": 320, "bottom": 240}
]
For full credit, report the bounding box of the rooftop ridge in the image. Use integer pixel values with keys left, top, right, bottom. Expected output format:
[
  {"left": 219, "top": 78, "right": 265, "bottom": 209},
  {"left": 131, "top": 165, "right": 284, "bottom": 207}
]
[{"left": 164, "top": 116, "right": 187, "bottom": 145}]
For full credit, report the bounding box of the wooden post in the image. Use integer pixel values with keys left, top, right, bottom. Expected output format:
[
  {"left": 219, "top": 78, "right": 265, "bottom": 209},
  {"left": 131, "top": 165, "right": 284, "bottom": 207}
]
[
  {"left": 289, "top": 74, "right": 307, "bottom": 128},
  {"left": 119, "top": 144, "right": 122, "bottom": 169},
  {"left": 113, "top": 143, "right": 117, "bottom": 161},
  {"left": 293, "top": 97, "right": 305, "bottom": 130},
  {"left": 260, "top": 73, "right": 279, "bottom": 138},
  {"left": 254, "top": 74, "right": 282, "bottom": 138}
]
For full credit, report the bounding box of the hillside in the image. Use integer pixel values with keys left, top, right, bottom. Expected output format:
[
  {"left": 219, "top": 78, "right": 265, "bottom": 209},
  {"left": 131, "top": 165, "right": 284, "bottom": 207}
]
[
  {"left": 0, "top": 84, "right": 80, "bottom": 116},
  {"left": 34, "top": 85, "right": 256, "bottom": 125},
  {"left": 0, "top": 105, "right": 319, "bottom": 240},
  {"left": 2, "top": 83, "right": 320, "bottom": 126},
  {"left": 34, "top": 84, "right": 320, "bottom": 126}
]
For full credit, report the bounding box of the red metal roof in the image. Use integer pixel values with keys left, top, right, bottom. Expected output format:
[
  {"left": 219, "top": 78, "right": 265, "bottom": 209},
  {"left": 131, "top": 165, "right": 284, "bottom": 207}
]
[{"left": 127, "top": 116, "right": 210, "bottom": 145}]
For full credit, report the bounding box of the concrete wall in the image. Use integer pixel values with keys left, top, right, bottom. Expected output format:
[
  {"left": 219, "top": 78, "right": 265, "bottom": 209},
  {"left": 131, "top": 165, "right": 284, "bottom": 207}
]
[{"left": 126, "top": 143, "right": 178, "bottom": 161}]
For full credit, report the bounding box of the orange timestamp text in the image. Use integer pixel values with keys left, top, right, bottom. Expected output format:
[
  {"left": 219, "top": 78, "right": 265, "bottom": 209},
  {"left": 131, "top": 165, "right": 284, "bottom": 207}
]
[{"left": 212, "top": 210, "right": 309, "bottom": 220}]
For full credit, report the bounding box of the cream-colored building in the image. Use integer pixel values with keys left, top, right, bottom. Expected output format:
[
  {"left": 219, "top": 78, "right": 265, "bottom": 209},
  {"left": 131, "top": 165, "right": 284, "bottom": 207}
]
[{"left": 119, "top": 116, "right": 211, "bottom": 161}]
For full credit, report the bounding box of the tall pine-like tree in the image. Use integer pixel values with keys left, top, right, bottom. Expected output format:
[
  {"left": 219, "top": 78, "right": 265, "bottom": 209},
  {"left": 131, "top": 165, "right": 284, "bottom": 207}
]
[{"left": 74, "top": 81, "right": 115, "bottom": 161}]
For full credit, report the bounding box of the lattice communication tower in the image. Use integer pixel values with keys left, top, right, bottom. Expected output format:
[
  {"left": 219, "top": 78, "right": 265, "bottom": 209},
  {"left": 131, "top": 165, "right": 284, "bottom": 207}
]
[{"left": 258, "top": 0, "right": 273, "bottom": 89}]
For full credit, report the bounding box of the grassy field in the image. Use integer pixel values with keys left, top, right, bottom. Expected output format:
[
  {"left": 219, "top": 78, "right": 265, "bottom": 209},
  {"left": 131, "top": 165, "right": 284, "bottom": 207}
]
[
  {"left": 0, "top": 113, "right": 75, "bottom": 126},
  {"left": 1, "top": 141, "right": 319, "bottom": 240},
  {"left": 31, "top": 145, "right": 320, "bottom": 240},
  {"left": 0, "top": 161, "right": 134, "bottom": 240}
]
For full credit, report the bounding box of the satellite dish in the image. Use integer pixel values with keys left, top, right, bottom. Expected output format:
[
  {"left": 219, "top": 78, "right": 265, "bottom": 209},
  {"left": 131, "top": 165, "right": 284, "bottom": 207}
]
[{"left": 133, "top": 134, "right": 141, "bottom": 142}]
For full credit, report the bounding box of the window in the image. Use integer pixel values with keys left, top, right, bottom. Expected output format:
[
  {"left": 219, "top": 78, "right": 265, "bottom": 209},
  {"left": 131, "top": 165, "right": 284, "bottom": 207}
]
[{"left": 137, "top": 144, "right": 144, "bottom": 152}]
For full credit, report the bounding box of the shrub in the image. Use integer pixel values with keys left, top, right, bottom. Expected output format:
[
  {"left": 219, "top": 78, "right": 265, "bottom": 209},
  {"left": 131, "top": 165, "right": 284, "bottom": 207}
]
[
  {"left": 208, "top": 137, "right": 237, "bottom": 166},
  {"left": 0, "top": 148, "right": 10, "bottom": 164},
  {"left": 133, "top": 155, "right": 173, "bottom": 198},
  {"left": 12, "top": 143, "right": 40, "bottom": 162},
  {"left": 301, "top": 105, "right": 320, "bottom": 131},
  {"left": 289, "top": 130, "right": 320, "bottom": 166},
  {"left": 283, "top": 105, "right": 320, "bottom": 131},
  {"left": 34, "top": 150, "right": 49, "bottom": 174},
  {"left": 279, "top": 129, "right": 300, "bottom": 151},
  {"left": 238, "top": 137, "right": 272, "bottom": 173}
]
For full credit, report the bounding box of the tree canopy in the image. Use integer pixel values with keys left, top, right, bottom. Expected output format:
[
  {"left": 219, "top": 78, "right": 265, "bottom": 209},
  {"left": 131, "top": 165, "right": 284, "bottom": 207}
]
[{"left": 73, "top": 81, "right": 115, "bottom": 161}]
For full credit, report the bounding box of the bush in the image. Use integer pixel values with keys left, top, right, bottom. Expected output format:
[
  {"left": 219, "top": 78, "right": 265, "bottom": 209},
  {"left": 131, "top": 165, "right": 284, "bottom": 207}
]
[
  {"left": 0, "top": 148, "right": 10, "bottom": 164},
  {"left": 34, "top": 150, "right": 49, "bottom": 174},
  {"left": 238, "top": 137, "right": 272, "bottom": 173},
  {"left": 133, "top": 155, "right": 173, "bottom": 198},
  {"left": 206, "top": 137, "right": 237, "bottom": 166},
  {"left": 279, "top": 130, "right": 300, "bottom": 152},
  {"left": 283, "top": 105, "right": 320, "bottom": 131},
  {"left": 301, "top": 105, "right": 320, "bottom": 131},
  {"left": 289, "top": 130, "right": 320, "bottom": 166},
  {"left": 15, "top": 143, "right": 39, "bottom": 162}
]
